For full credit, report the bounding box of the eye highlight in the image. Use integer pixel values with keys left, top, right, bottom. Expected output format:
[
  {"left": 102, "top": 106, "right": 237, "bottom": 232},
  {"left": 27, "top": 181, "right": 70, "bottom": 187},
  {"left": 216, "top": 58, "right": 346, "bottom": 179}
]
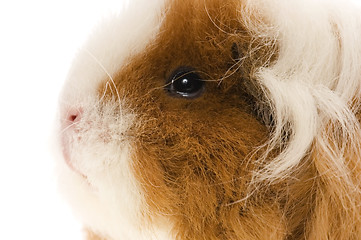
[{"left": 165, "top": 67, "right": 205, "bottom": 99}]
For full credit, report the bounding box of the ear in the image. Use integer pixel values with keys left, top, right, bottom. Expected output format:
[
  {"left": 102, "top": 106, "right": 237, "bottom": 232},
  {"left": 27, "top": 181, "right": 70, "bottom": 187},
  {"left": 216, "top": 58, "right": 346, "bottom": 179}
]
[{"left": 231, "top": 42, "right": 241, "bottom": 61}]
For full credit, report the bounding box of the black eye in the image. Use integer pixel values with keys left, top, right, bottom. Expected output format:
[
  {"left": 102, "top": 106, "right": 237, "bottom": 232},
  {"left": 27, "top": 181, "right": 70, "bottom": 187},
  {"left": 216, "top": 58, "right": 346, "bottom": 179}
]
[{"left": 166, "top": 67, "right": 205, "bottom": 98}]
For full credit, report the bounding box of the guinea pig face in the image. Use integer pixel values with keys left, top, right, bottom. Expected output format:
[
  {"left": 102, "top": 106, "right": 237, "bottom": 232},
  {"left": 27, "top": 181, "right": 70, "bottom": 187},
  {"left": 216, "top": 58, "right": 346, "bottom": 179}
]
[{"left": 57, "top": 0, "right": 361, "bottom": 239}]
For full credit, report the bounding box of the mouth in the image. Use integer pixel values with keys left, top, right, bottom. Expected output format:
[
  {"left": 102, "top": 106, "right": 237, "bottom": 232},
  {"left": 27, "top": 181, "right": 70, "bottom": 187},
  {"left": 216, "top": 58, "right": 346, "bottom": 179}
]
[{"left": 61, "top": 133, "right": 88, "bottom": 180}]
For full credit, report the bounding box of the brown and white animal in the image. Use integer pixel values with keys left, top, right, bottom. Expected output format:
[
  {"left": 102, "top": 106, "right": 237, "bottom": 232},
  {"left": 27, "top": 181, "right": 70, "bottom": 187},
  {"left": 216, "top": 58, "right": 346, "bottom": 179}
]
[{"left": 56, "top": 0, "right": 361, "bottom": 239}]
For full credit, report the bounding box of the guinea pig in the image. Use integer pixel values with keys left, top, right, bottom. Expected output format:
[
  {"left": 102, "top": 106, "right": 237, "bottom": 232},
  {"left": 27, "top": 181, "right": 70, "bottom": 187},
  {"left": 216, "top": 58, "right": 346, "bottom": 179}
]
[{"left": 56, "top": 0, "right": 361, "bottom": 239}]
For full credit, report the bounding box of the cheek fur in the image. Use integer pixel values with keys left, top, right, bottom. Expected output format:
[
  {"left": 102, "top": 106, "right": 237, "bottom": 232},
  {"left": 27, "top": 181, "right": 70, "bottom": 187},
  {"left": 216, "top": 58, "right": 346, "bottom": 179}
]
[{"left": 132, "top": 110, "right": 279, "bottom": 239}]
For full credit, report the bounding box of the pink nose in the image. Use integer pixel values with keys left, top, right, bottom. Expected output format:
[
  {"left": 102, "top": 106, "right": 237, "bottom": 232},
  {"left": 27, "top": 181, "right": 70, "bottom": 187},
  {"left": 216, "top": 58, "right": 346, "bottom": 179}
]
[{"left": 61, "top": 107, "right": 85, "bottom": 176}]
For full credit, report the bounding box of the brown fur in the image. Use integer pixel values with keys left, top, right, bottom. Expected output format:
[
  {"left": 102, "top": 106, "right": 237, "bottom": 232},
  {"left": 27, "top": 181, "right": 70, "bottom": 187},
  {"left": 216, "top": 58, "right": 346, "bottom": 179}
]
[{"left": 95, "top": 0, "right": 361, "bottom": 239}]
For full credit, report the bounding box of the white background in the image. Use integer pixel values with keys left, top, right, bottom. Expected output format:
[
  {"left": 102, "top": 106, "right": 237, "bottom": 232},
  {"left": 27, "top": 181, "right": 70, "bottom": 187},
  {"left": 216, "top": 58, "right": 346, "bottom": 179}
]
[{"left": 0, "top": 1, "right": 127, "bottom": 239}]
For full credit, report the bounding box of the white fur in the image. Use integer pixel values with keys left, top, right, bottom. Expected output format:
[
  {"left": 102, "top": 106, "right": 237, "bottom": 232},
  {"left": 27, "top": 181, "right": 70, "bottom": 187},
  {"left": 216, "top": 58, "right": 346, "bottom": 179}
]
[
  {"left": 240, "top": 0, "right": 361, "bottom": 182},
  {"left": 60, "top": 0, "right": 167, "bottom": 108},
  {"left": 57, "top": 0, "right": 173, "bottom": 239}
]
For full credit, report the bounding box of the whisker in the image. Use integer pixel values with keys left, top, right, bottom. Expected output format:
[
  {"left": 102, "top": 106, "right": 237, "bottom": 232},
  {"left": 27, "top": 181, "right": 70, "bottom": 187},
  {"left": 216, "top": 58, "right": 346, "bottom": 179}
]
[
  {"left": 60, "top": 121, "right": 81, "bottom": 134},
  {"left": 140, "top": 63, "right": 247, "bottom": 99},
  {"left": 218, "top": 59, "right": 245, "bottom": 86},
  {"left": 82, "top": 48, "right": 123, "bottom": 113},
  {"left": 203, "top": 0, "right": 231, "bottom": 35},
  {"left": 98, "top": 81, "right": 110, "bottom": 103}
]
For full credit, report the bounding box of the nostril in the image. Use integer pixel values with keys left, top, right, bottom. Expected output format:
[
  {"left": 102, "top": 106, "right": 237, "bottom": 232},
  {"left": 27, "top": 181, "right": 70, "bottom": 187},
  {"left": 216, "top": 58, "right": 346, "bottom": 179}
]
[
  {"left": 69, "top": 114, "right": 79, "bottom": 122},
  {"left": 66, "top": 108, "right": 83, "bottom": 124}
]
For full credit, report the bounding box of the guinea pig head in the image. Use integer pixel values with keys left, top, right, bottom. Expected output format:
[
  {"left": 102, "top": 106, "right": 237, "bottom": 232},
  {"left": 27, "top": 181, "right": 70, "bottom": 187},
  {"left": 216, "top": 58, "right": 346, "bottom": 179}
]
[{"left": 57, "top": 0, "right": 361, "bottom": 239}]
